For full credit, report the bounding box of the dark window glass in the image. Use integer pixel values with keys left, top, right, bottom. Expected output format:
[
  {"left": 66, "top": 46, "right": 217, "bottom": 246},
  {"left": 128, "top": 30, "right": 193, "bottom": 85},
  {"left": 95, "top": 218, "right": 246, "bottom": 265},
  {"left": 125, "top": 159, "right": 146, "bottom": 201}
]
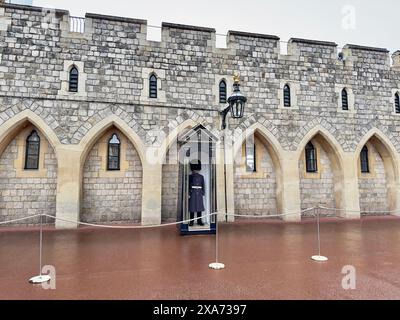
[
  {"left": 245, "top": 143, "right": 256, "bottom": 172},
  {"left": 283, "top": 84, "right": 291, "bottom": 107},
  {"left": 25, "top": 130, "right": 40, "bottom": 170},
  {"left": 219, "top": 80, "right": 227, "bottom": 103},
  {"left": 395, "top": 93, "right": 400, "bottom": 114},
  {"left": 342, "top": 88, "right": 349, "bottom": 110},
  {"left": 149, "top": 74, "right": 157, "bottom": 98},
  {"left": 107, "top": 134, "right": 121, "bottom": 170},
  {"left": 305, "top": 142, "right": 317, "bottom": 173},
  {"left": 360, "top": 146, "right": 370, "bottom": 173},
  {"left": 69, "top": 66, "right": 79, "bottom": 92}
]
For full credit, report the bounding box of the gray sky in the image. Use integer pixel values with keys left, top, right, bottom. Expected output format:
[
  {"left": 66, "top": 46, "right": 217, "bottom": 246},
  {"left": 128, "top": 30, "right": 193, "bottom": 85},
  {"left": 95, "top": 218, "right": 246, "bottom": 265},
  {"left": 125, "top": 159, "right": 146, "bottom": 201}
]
[{"left": 34, "top": 0, "right": 399, "bottom": 53}]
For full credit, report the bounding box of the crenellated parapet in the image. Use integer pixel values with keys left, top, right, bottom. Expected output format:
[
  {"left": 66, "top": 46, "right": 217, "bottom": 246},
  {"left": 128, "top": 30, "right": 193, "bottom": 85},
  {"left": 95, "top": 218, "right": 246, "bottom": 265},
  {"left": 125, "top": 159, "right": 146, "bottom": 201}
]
[
  {"left": 0, "top": 2, "right": 399, "bottom": 112},
  {"left": 0, "top": 3, "right": 397, "bottom": 70}
]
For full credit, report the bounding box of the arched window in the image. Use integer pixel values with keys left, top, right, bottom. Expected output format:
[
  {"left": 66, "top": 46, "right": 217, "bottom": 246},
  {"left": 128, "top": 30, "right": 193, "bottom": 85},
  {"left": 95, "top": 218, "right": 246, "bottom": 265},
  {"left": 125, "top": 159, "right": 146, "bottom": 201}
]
[
  {"left": 341, "top": 88, "right": 349, "bottom": 110},
  {"left": 305, "top": 142, "right": 317, "bottom": 173},
  {"left": 219, "top": 80, "right": 227, "bottom": 103},
  {"left": 395, "top": 92, "right": 400, "bottom": 114},
  {"left": 149, "top": 74, "right": 157, "bottom": 98},
  {"left": 283, "top": 84, "right": 291, "bottom": 107},
  {"left": 69, "top": 66, "right": 79, "bottom": 92},
  {"left": 360, "top": 146, "right": 370, "bottom": 173},
  {"left": 107, "top": 134, "right": 121, "bottom": 170},
  {"left": 24, "top": 130, "right": 40, "bottom": 170}
]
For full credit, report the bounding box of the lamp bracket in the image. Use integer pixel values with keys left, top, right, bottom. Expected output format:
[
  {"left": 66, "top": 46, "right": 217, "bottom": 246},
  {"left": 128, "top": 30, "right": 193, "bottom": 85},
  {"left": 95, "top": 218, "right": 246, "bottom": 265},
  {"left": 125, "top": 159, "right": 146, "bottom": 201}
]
[{"left": 220, "top": 105, "right": 231, "bottom": 130}]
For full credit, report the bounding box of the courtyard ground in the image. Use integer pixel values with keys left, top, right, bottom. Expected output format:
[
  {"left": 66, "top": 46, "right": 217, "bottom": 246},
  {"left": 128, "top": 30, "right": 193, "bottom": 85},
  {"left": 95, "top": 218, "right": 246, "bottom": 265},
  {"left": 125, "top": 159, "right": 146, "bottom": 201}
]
[{"left": 1, "top": 216, "right": 400, "bottom": 300}]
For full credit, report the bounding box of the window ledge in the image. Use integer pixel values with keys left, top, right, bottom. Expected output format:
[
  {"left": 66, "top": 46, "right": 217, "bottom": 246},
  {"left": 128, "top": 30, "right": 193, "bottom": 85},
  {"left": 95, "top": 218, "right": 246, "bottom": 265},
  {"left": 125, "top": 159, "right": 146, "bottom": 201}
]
[
  {"left": 236, "top": 171, "right": 268, "bottom": 179},
  {"left": 337, "top": 108, "right": 355, "bottom": 114},
  {"left": 278, "top": 105, "right": 300, "bottom": 110},
  {"left": 303, "top": 171, "right": 321, "bottom": 179},
  {"left": 57, "top": 92, "right": 88, "bottom": 99},
  {"left": 358, "top": 172, "right": 377, "bottom": 179}
]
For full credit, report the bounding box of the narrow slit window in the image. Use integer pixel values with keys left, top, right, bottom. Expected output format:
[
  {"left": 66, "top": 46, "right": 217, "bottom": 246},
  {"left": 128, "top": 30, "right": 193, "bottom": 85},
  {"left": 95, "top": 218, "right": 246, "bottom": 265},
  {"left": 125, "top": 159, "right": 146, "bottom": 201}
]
[
  {"left": 342, "top": 88, "right": 349, "bottom": 110},
  {"left": 107, "top": 134, "right": 121, "bottom": 171},
  {"left": 25, "top": 130, "right": 40, "bottom": 170},
  {"left": 305, "top": 142, "right": 317, "bottom": 173},
  {"left": 245, "top": 143, "right": 256, "bottom": 172},
  {"left": 395, "top": 92, "right": 400, "bottom": 114},
  {"left": 219, "top": 80, "right": 227, "bottom": 103},
  {"left": 149, "top": 74, "right": 157, "bottom": 98},
  {"left": 360, "top": 146, "right": 370, "bottom": 173},
  {"left": 283, "top": 84, "right": 291, "bottom": 107},
  {"left": 69, "top": 66, "right": 79, "bottom": 92}
]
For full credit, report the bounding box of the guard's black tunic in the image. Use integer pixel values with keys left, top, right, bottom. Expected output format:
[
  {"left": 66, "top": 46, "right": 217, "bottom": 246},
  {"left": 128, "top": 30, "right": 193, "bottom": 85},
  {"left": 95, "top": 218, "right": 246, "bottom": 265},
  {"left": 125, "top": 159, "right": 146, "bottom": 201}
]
[{"left": 188, "top": 172, "right": 205, "bottom": 213}]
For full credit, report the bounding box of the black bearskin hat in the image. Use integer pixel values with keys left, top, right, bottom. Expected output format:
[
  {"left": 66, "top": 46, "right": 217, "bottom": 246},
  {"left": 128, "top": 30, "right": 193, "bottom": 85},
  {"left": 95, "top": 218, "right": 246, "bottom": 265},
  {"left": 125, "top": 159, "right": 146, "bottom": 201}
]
[{"left": 190, "top": 160, "right": 202, "bottom": 171}]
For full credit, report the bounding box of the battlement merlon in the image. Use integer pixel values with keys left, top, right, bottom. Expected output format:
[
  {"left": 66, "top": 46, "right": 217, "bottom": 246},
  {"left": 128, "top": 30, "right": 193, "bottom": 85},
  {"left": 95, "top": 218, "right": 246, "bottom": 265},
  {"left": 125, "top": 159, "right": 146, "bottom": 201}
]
[
  {"left": 0, "top": 2, "right": 68, "bottom": 15},
  {"left": 286, "top": 38, "right": 338, "bottom": 60},
  {"left": 85, "top": 13, "right": 147, "bottom": 26},
  {"left": 342, "top": 44, "right": 391, "bottom": 68}
]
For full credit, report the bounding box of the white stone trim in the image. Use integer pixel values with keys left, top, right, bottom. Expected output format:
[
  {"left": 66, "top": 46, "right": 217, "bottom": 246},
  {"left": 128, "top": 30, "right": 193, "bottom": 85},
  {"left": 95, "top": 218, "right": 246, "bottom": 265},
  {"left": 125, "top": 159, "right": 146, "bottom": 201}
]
[
  {"left": 213, "top": 75, "right": 234, "bottom": 106},
  {"left": 335, "top": 85, "right": 355, "bottom": 114},
  {"left": 391, "top": 89, "right": 400, "bottom": 115},
  {"left": 140, "top": 68, "right": 166, "bottom": 103},
  {"left": 57, "top": 61, "right": 87, "bottom": 98},
  {"left": 278, "top": 81, "right": 300, "bottom": 109}
]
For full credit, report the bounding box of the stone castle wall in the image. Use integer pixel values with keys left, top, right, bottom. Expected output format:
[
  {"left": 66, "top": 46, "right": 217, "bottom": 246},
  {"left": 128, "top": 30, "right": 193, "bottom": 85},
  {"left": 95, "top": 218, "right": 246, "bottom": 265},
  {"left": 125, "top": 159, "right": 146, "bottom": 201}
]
[{"left": 0, "top": 3, "right": 400, "bottom": 225}]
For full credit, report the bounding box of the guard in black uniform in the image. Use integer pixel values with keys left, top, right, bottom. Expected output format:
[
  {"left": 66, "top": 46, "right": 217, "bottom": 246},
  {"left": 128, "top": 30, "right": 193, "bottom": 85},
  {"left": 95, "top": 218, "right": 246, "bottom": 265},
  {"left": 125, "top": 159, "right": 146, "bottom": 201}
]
[{"left": 188, "top": 160, "right": 205, "bottom": 226}]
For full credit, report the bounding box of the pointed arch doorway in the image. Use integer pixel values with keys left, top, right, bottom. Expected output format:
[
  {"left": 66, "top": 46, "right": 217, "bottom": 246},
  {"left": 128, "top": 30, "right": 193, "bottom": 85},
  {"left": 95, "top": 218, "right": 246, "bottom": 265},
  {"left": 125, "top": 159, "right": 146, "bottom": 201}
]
[{"left": 177, "top": 125, "right": 218, "bottom": 235}]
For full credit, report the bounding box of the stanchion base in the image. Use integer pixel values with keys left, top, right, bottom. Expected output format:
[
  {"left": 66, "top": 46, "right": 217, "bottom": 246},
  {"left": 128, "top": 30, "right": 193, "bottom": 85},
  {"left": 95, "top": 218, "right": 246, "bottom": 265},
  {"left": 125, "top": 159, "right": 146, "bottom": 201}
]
[
  {"left": 311, "top": 255, "right": 328, "bottom": 262},
  {"left": 209, "top": 262, "right": 225, "bottom": 270},
  {"left": 29, "top": 275, "right": 51, "bottom": 284}
]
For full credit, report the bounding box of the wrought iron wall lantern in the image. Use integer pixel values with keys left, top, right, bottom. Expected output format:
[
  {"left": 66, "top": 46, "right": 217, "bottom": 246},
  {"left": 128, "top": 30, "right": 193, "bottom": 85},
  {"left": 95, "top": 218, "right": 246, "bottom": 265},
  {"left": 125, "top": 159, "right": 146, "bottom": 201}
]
[{"left": 220, "top": 73, "right": 247, "bottom": 130}]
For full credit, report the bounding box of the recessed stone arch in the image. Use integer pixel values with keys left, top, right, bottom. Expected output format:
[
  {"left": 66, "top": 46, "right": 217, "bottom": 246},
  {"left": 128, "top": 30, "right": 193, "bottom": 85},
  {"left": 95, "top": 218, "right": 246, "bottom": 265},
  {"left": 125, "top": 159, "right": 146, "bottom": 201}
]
[
  {"left": 232, "top": 122, "right": 284, "bottom": 216},
  {"left": 79, "top": 115, "right": 145, "bottom": 223},
  {"left": 0, "top": 110, "right": 60, "bottom": 226},
  {"left": 78, "top": 114, "right": 146, "bottom": 165},
  {"left": 159, "top": 119, "right": 217, "bottom": 222},
  {"left": 293, "top": 118, "right": 352, "bottom": 151},
  {"left": 0, "top": 109, "right": 61, "bottom": 155},
  {"left": 355, "top": 128, "right": 399, "bottom": 214},
  {"left": 157, "top": 117, "right": 218, "bottom": 165},
  {"left": 296, "top": 125, "right": 345, "bottom": 216},
  {"left": 71, "top": 106, "right": 147, "bottom": 145}
]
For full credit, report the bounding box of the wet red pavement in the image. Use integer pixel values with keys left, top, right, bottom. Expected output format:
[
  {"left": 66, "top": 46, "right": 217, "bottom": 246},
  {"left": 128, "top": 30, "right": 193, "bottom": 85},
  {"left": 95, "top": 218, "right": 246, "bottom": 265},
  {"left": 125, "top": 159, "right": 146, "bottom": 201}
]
[{"left": 1, "top": 216, "right": 400, "bottom": 300}]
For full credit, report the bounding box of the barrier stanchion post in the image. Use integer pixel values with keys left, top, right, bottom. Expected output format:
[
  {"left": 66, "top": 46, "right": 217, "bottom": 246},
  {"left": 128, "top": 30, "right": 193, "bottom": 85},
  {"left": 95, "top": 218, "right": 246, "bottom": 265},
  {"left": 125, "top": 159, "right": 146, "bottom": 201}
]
[
  {"left": 209, "top": 212, "right": 225, "bottom": 270},
  {"left": 29, "top": 214, "right": 51, "bottom": 284},
  {"left": 311, "top": 206, "right": 328, "bottom": 262}
]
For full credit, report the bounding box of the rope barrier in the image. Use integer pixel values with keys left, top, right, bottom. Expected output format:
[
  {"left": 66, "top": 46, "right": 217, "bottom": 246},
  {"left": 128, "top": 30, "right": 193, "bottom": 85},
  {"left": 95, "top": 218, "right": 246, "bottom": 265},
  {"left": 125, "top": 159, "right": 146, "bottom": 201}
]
[
  {"left": 318, "top": 205, "right": 400, "bottom": 215},
  {"left": 42, "top": 209, "right": 315, "bottom": 229},
  {"left": 0, "top": 214, "right": 42, "bottom": 225},
  {"left": 0, "top": 205, "right": 398, "bottom": 229},
  {"left": 43, "top": 213, "right": 218, "bottom": 229},
  {"left": 228, "top": 207, "right": 316, "bottom": 219}
]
